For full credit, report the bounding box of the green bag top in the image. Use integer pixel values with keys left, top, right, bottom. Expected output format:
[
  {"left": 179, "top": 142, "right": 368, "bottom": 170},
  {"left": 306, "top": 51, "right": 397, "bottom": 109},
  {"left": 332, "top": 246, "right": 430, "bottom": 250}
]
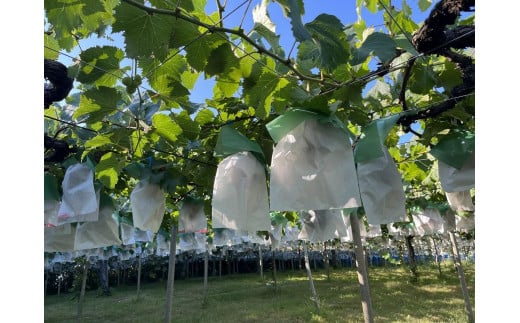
[
  {"left": 354, "top": 113, "right": 403, "bottom": 163},
  {"left": 214, "top": 125, "right": 264, "bottom": 158},
  {"left": 266, "top": 108, "right": 353, "bottom": 143}
]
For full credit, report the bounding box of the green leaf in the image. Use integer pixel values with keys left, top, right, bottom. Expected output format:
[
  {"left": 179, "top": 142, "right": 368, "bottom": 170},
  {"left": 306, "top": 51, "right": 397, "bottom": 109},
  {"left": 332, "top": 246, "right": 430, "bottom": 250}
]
[
  {"left": 44, "top": 0, "right": 83, "bottom": 50},
  {"left": 113, "top": 2, "right": 174, "bottom": 60},
  {"left": 356, "top": 32, "right": 398, "bottom": 64},
  {"left": 174, "top": 110, "right": 200, "bottom": 140},
  {"left": 152, "top": 113, "right": 183, "bottom": 144},
  {"left": 364, "top": 0, "right": 378, "bottom": 13},
  {"left": 275, "top": 0, "right": 311, "bottom": 42},
  {"left": 76, "top": 46, "right": 125, "bottom": 87},
  {"left": 169, "top": 18, "right": 201, "bottom": 48},
  {"left": 95, "top": 152, "right": 124, "bottom": 189},
  {"left": 251, "top": 0, "right": 285, "bottom": 57},
  {"left": 75, "top": 87, "right": 122, "bottom": 122},
  {"left": 44, "top": 34, "right": 60, "bottom": 60},
  {"left": 185, "top": 33, "right": 227, "bottom": 72},
  {"left": 409, "top": 61, "right": 437, "bottom": 94},
  {"left": 418, "top": 0, "right": 432, "bottom": 12},
  {"left": 194, "top": 108, "right": 215, "bottom": 125},
  {"left": 243, "top": 68, "right": 282, "bottom": 119},
  {"left": 305, "top": 14, "right": 350, "bottom": 70},
  {"left": 44, "top": 174, "right": 61, "bottom": 200},
  {"left": 85, "top": 134, "right": 114, "bottom": 149},
  {"left": 205, "top": 43, "right": 239, "bottom": 77},
  {"left": 429, "top": 130, "right": 475, "bottom": 169},
  {"left": 130, "top": 130, "right": 149, "bottom": 158}
]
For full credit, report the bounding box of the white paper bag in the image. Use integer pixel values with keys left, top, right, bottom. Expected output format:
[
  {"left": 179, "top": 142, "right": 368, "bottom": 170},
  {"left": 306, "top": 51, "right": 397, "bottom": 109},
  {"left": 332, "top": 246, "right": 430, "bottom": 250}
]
[
  {"left": 57, "top": 163, "right": 99, "bottom": 224},
  {"left": 357, "top": 149, "right": 407, "bottom": 225},
  {"left": 120, "top": 222, "right": 137, "bottom": 245},
  {"left": 212, "top": 151, "right": 270, "bottom": 232},
  {"left": 298, "top": 209, "right": 348, "bottom": 243},
  {"left": 44, "top": 200, "right": 60, "bottom": 226},
  {"left": 438, "top": 152, "right": 475, "bottom": 192},
  {"left": 412, "top": 208, "right": 445, "bottom": 236},
  {"left": 456, "top": 212, "right": 475, "bottom": 232},
  {"left": 269, "top": 118, "right": 361, "bottom": 211},
  {"left": 179, "top": 201, "right": 208, "bottom": 233},
  {"left": 130, "top": 181, "right": 166, "bottom": 233},
  {"left": 446, "top": 190, "right": 475, "bottom": 212},
  {"left": 74, "top": 206, "right": 122, "bottom": 250},
  {"left": 44, "top": 224, "right": 76, "bottom": 253}
]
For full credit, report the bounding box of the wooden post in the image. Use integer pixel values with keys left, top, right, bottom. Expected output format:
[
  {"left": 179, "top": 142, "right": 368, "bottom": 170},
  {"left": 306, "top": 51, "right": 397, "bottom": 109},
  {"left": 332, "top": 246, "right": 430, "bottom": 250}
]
[
  {"left": 258, "top": 245, "right": 264, "bottom": 281},
  {"left": 350, "top": 212, "right": 374, "bottom": 323},
  {"left": 203, "top": 243, "right": 209, "bottom": 300},
  {"left": 77, "top": 257, "right": 88, "bottom": 323},
  {"left": 430, "top": 236, "right": 442, "bottom": 277},
  {"left": 164, "top": 226, "right": 177, "bottom": 323},
  {"left": 136, "top": 254, "right": 142, "bottom": 299},
  {"left": 448, "top": 231, "right": 474, "bottom": 323}
]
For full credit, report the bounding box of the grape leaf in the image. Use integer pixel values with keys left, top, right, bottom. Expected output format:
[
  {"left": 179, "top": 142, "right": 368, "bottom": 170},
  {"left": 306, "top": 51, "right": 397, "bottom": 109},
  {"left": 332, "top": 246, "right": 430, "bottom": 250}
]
[
  {"left": 95, "top": 152, "right": 124, "bottom": 189},
  {"left": 76, "top": 46, "right": 125, "bottom": 87},
  {"left": 75, "top": 86, "right": 122, "bottom": 122},
  {"left": 113, "top": 2, "right": 174, "bottom": 60},
  {"left": 152, "top": 113, "right": 183, "bottom": 144}
]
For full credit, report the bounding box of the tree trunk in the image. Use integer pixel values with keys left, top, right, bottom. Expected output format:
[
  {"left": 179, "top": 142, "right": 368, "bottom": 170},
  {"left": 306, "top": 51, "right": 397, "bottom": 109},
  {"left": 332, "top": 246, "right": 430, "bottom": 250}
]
[
  {"left": 350, "top": 212, "right": 374, "bottom": 323},
  {"left": 77, "top": 258, "right": 88, "bottom": 323},
  {"left": 303, "top": 241, "right": 319, "bottom": 312},
  {"left": 164, "top": 225, "right": 177, "bottom": 323},
  {"left": 448, "top": 231, "right": 474, "bottom": 323}
]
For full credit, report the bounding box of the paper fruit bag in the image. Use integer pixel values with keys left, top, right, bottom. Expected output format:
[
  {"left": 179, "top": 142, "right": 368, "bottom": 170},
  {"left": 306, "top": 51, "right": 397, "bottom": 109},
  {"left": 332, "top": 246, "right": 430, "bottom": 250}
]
[
  {"left": 212, "top": 151, "right": 270, "bottom": 232},
  {"left": 57, "top": 163, "right": 99, "bottom": 224},
  {"left": 130, "top": 181, "right": 166, "bottom": 233},
  {"left": 357, "top": 149, "right": 407, "bottom": 225},
  {"left": 269, "top": 118, "right": 361, "bottom": 211}
]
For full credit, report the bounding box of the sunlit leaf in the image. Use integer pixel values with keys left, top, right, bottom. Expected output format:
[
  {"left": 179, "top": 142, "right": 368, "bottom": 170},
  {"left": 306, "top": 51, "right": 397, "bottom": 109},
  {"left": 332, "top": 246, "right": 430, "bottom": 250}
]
[
  {"left": 76, "top": 46, "right": 125, "bottom": 87},
  {"left": 152, "top": 113, "right": 183, "bottom": 144},
  {"left": 95, "top": 152, "right": 125, "bottom": 189}
]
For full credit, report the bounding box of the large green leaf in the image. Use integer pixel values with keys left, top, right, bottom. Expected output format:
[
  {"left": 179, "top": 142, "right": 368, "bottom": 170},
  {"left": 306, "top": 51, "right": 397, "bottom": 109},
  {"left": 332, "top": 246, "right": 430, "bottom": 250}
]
[
  {"left": 152, "top": 113, "right": 183, "bottom": 144},
  {"left": 113, "top": 2, "right": 175, "bottom": 60},
  {"left": 429, "top": 130, "right": 475, "bottom": 169},
  {"left": 75, "top": 86, "right": 122, "bottom": 122},
  {"left": 95, "top": 152, "right": 125, "bottom": 189},
  {"left": 194, "top": 108, "right": 215, "bottom": 125},
  {"left": 305, "top": 14, "right": 350, "bottom": 70},
  {"left": 275, "top": 0, "right": 311, "bottom": 42},
  {"left": 354, "top": 32, "right": 398, "bottom": 65},
  {"left": 185, "top": 33, "right": 227, "bottom": 72},
  {"left": 76, "top": 46, "right": 125, "bottom": 87},
  {"left": 174, "top": 110, "right": 200, "bottom": 140},
  {"left": 243, "top": 68, "right": 284, "bottom": 119}
]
